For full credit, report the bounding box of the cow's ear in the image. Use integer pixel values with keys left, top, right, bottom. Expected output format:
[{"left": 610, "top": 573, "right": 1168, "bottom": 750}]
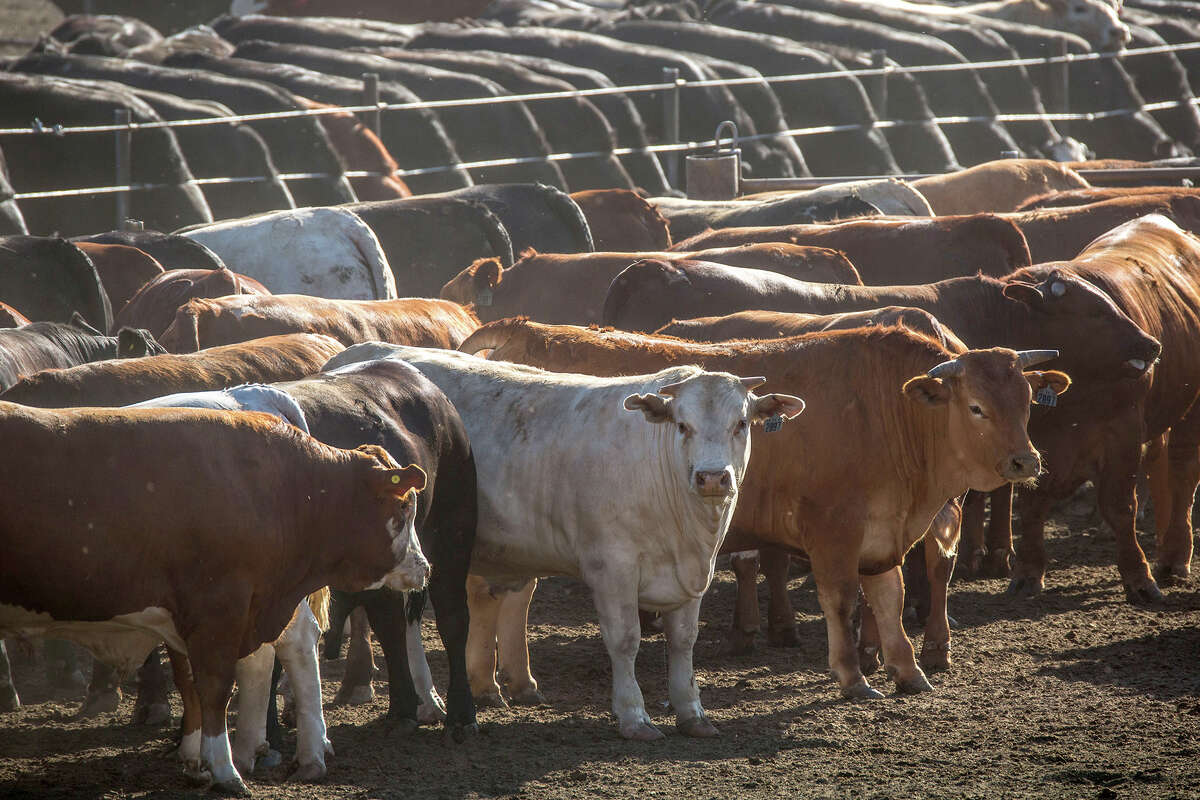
[
  {"left": 369, "top": 462, "right": 427, "bottom": 499},
  {"left": 903, "top": 375, "right": 952, "bottom": 406},
  {"left": 1025, "top": 369, "right": 1072, "bottom": 397},
  {"left": 68, "top": 312, "right": 102, "bottom": 336},
  {"left": 751, "top": 392, "right": 806, "bottom": 423},
  {"left": 117, "top": 327, "right": 161, "bottom": 357},
  {"left": 1002, "top": 282, "right": 1045, "bottom": 309},
  {"left": 476, "top": 258, "right": 503, "bottom": 289},
  {"left": 623, "top": 392, "right": 673, "bottom": 423}
]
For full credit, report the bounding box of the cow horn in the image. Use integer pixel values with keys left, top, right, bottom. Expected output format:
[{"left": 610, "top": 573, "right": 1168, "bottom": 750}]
[
  {"left": 658, "top": 380, "right": 686, "bottom": 397},
  {"left": 740, "top": 376, "right": 766, "bottom": 391},
  {"left": 1017, "top": 349, "right": 1059, "bottom": 368},
  {"left": 927, "top": 359, "right": 964, "bottom": 379}
]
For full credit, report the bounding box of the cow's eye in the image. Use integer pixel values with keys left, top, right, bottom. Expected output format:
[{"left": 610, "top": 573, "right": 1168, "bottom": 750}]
[
  {"left": 969, "top": 404, "right": 986, "bottom": 418},
  {"left": 677, "top": 422, "right": 690, "bottom": 436},
  {"left": 734, "top": 419, "right": 748, "bottom": 435}
]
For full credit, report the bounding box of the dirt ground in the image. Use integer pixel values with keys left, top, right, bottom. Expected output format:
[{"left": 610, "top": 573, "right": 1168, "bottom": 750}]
[{"left": 2, "top": 505, "right": 1198, "bottom": 800}]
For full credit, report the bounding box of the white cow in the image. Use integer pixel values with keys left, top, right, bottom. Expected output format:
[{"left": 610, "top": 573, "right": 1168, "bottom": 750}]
[
  {"left": 126, "top": 387, "right": 332, "bottom": 780},
  {"left": 324, "top": 343, "right": 804, "bottom": 740},
  {"left": 179, "top": 207, "right": 397, "bottom": 301}
]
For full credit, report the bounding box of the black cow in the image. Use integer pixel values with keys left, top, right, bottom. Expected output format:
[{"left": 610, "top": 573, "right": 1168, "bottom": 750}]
[
  {"left": 0, "top": 236, "right": 112, "bottom": 331},
  {"left": 430, "top": 183, "right": 595, "bottom": 255},
  {"left": 344, "top": 197, "right": 514, "bottom": 298},
  {"left": 0, "top": 148, "right": 26, "bottom": 236},
  {"left": 162, "top": 51, "right": 472, "bottom": 195},
  {"left": 0, "top": 318, "right": 162, "bottom": 391},
  {"left": 72, "top": 229, "right": 226, "bottom": 271},
  {"left": 277, "top": 358, "right": 478, "bottom": 739},
  {"left": 211, "top": 12, "right": 417, "bottom": 50},
  {"left": 48, "top": 13, "right": 162, "bottom": 55},
  {"left": 0, "top": 73, "right": 211, "bottom": 237},
  {"left": 231, "top": 40, "right": 569, "bottom": 189},
  {"left": 8, "top": 50, "right": 356, "bottom": 208}
]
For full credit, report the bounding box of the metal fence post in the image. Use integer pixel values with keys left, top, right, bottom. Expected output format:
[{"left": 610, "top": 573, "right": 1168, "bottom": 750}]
[
  {"left": 362, "top": 72, "right": 381, "bottom": 138},
  {"left": 1046, "top": 39, "right": 1071, "bottom": 138},
  {"left": 114, "top": 108, "right": 131, "bottom": 232},
  {"left": 662, "top": 67, "right": 681, "bottom": 190},
  {"left": 870, "top": 50, "right": 888, "bottom": 121}
]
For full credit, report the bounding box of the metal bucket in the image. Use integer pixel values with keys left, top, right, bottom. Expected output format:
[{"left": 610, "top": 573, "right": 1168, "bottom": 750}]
[{"left": 686, "top": 121, "right": 741, "bottom": 200}]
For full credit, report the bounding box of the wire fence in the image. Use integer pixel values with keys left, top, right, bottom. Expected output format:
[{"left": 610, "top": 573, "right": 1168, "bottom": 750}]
[{"left": 4, "top": 38, "right": 1200, "bottom": 209}]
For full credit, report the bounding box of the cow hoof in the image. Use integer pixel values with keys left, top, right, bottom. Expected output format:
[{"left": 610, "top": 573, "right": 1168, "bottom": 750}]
[
  {"left": 211, "top": 775, "right": 251, "bottom": 796},
  {"left": 446, "top": 722, "right": 479, "bottom": 744},
  {"left": 289, "top": 760, "right": 327, "bottom": 783},
  {"left": 1124, "top": 579, "right": 1164, "bottom": 605},
  {"left": 256, "top": 747, "right": 282, "bottom": 770},
  {"left": 724, "top": 628, "right": 757, "bottom": 656},
  {"left": 333, "top": 684, "right": 374, "bottom": 706},
  {"left": 892, "top": 671, "right": 934, "bottom": 694},
  {"left": 78, "top": 688, "right": 121, "bottom": 718},
  {"left": 1006, "top": 572, "right": 1044, "bottom": 598},
  {"left": 1152, "top": 562, "right": 1190, "bottom": 587},
  {"left": 0, "top": 686, "right": 20, "bottom": 712},
  {"left": 766, "top": 626, "right": 801, "bottom": 648},
  {"left": 947, "top": 615, "right": 960, "bottom": 630},
  {"left": 858, "top": 645, "right": 882, "bottom": 676},
  {"left": 620, "top": 721, "right": 665, "bottom": 741},
  {"left": 182, "top": 761, "right": 211, "bottom": 786},
  {"left": 676, "top": 715, "right": 719, "bottom": 738},
  {"left": 473, "top": 691, "right": 508, "bottom": 709},
  {"left": 509, "top": 687, "right": 547, "bottom": 706},
  {"left": 417, "top": 701, "right": 447, "bottom": 724},
  {"left": 841, "top": 680, "right": 884, "bottom": 701},
  {"left": 919, "top": 643, "right": 952, "bottom": 674},
  {"left": 132, "top": 700, "right": 171, "bottom": 726},
  {"left": 385, "top": 716, "right": 419, "bottom": 737}
]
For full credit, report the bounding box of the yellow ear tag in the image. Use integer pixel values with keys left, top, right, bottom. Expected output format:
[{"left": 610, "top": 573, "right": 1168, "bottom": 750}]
[{"left": 391, "top": 474, "right": 401, "bottom": 484}]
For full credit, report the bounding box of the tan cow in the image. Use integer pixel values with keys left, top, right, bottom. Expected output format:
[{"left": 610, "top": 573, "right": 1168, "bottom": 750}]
[{"left": 912, "top": 159, "right": 1090, "bottom": 215}]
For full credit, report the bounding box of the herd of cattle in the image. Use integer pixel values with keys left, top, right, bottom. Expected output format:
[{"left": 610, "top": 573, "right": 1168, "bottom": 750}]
[
  {"left": 9, "top": 0, "right": 1200, "bottom": 239},
  {"left": 2, "top": 146, "right": 1199, "bottom": 794}
]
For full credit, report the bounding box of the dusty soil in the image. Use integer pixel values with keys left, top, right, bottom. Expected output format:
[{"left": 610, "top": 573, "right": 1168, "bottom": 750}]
[{"left": 2, "top": 508, "right": 1198, "bottom": 799}]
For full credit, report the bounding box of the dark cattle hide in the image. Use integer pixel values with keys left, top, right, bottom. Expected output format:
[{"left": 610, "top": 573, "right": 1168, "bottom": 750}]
[
  {"left": 73, "top": 230, "right": 226, "bottom": 271},
  {"left": 430, "top": 183, "right": 594, "bottom": 255},
  {"left": 49, "top": 14, "right": 163, "bottom": 55},
  {"left": 0, "top": 236, "right": 112, "bottom": 331},
  {"left": 8, "top": 51, "right": 355, "bottom": 208},
  {"left": 0, "top": 148, "right": 26, "bottom": 236},
  {"left": 164, "top": 51, "right": 472, "bottom": 195},
  {"left": 212, "top": 13, "right": 417, "bottom": 49},
  {"left": 231, "top": 40, "right": 568, "bottom": 189},
  {"left": 1118, "top": 23, "right": 1200, "bottom": 154},
  {"left": 343, "top": 197, "right": 514, "bottom": 298},
  {"left": 0, "top": 318, "right": 161, "bottom": 391},
  {"left": 0, "top": 72, "right": 211, "bottom": 237}
]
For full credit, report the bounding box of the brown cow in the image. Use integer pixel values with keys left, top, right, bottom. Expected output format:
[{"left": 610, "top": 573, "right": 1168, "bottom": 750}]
[
  {"left": 569, "top": 189, "right": 672, "bottom": 251},
  {"left": 72, "top": 242, "right": 165, "bottom": 324},
  {"left": 0, "top": 333, "right": 344, "bottom": 408},
  {"left": 670, "top": 214, "right": 1032, "bottom": 284},
  {"left": 457, "top": 320, "right": 1069, "bottom": 698},
  {"left": 1001, "top": 195, "right": 1200, "bottom": 263},
  {"left": 0, "top": 403, "right": 428, "bottom": 793},
  {"left": 300, "top": 99, "right": 411, "bottom": 201},
  {"left": 911, "top": 159, "right": 1089, "bottom": 215},
  {"left": 1018, "top": 187, "right": 1200, "bottom": 211},
  {"left": 0, "top": 302, "right": 29, "bottom": 328},
  {"left": 115, "top": 266, "right": 271, "bottom": 339},
  {"left": 234, "top": 0, "right": 492, "bottom": 22},
  {"left": 440, "top": 245, "right": 861, "bottom": 326},
  {"left": 158, "top": 295, "right": 478, "bottom": 353}
]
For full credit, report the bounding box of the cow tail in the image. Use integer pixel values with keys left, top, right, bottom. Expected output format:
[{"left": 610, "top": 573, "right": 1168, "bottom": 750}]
[
  {"left": 406, "top": 588, "right": 427, "bottom": 626},
  {"left": 458, "top": 318, "right": 524, "bottom": 357},
  {"left": 307, "top": 586, "right": 331, "bottom": 632}
]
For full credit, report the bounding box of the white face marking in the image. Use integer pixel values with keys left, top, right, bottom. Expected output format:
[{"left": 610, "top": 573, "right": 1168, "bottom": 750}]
[{"left": 366, "top": 515, "right": 430, "bottom": 592}]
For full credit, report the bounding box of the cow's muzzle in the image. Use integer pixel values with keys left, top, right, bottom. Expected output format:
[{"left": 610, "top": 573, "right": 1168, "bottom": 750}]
[
  {"left": 694, "top": 469, "right": 734, "bottom": 499},
  {"left": 1125, "top": 337, "right": 1162, "bottom": 377},
  {"left": 1000, "top": 452, "right": 1041, "bottom": 482}
]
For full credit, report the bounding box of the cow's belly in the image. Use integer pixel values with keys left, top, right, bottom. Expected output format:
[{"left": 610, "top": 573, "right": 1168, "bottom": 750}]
[{"left": 0, "top": 603, "right": 185, "bottom": 673}]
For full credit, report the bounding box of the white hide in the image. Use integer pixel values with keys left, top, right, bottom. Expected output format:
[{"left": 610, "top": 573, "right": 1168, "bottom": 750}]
[
  {"left": 179, "top": 207, "right": 397, "bottom": 300},
  {"left": 323, "top": 344, "right": 759, "bottom": 738},
  {"left": 128, "top": 385, "right": 310, "bottom": 434}
]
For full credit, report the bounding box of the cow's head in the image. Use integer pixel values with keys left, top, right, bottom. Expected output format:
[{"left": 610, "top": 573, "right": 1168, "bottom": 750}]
[
  {"left": 1002, "top": 268, "right": 1160, "bottom": 381},
  {"left": 904, "top": 349, "right": 1071, "bottom": 491},
  {"left": 440, "top": 256, "right": 503, "bottom": 310},
  {"left": 624, "top": 372, "right": 805, "bottom": 504},
  {"left": 354, "top": 445, "right": 430, "bottom": 592},
  {"left": 1042, "top": 0, "right": 1130, "bottom": 50}
]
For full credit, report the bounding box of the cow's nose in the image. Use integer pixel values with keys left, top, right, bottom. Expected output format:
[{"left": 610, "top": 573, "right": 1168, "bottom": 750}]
[
  {"left": 1001, "top": 452, "right": 1041, "bottom": 481},
  {"left": 694, "top": 469, "right": 732, "bottom": 497}
]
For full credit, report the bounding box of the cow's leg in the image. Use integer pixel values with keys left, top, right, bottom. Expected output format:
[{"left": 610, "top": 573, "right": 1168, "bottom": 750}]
[
  {"left": 810, "top": 544, "right": 880, "bottom": 699},
  {"left": 726, "top": 551, "right": 761, "bottom": 655},
  {"left": 404, "top": 618, "right": 446, "bottom": 724},
  {"left": 959, "top": 490, "right": 987, "bottom": 578},
  {"left": 903, "top": 541, "right": 931, "bottom": 625},
  {"left": 231, "top": 644, "right": 275, "bottom": 778},
  {"left": 856, "top": 588, "right": 882, "bottom": 675},
  {"left": 333, "top": 607, "right": 376, "bottom": 705},
  {"left": 664, "top": 597, "right": 716, "bottom": 738},
  {"left": 275, "top": 604, "right": 333, "bottom": 782},
  {"left": 1146, "top": 432, "right": 1170, "bottom": 542},
  {"left": 983, "top": 484, "right": 1014, "bottom": 578},
  {"left": 920, "top": 539, "right": 955, "bottom": 674},
  {"left": 191, "top": 648, "right": 246, "bottom": 795},
  {"left": 465, "top": 574, "right": 506, "bottom": 708},
  {"left": 425, "top": 551, "right": 476, "bottom": 741},
  {"left": 80, "top": 658, "right": 122, "bottom": 717},
  {"left": 322, "top": 590, "right": 353, "bottom": 661},
  {"left": 0, "top": 641, "right": 19, "bottom": 712},
  {"left": 1008, "top": 487, "right": 1055, "bottom": 597},
  {"left": 1156, "top": 422, "right": 1200, "bottom": 585},
  {"left": 585, "top": 566, "right": 660, "bottom": 740},
  {"left": 362, "top": 589, "right": 419, "bottom": 733},
  {"left": 1096, "top": 437, "right": 1162, "bottom": 604},
  {"left": 44, "top": 639, "right": 86, "bottom": 695},
  {"left": 763, "top": 546, "right": 799, "bottom": 647},
  {"left": 132, "top": 647, "right": 171, "bottom": 725},
  {"left": 497, "top": 579, "right": 543, "bottom": 705},
  {"left": 167, "top": 647, "right": 203, "bottom": 778},
  {"left": 860, "top": 566, "right": 931, "bottom": 694}
]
